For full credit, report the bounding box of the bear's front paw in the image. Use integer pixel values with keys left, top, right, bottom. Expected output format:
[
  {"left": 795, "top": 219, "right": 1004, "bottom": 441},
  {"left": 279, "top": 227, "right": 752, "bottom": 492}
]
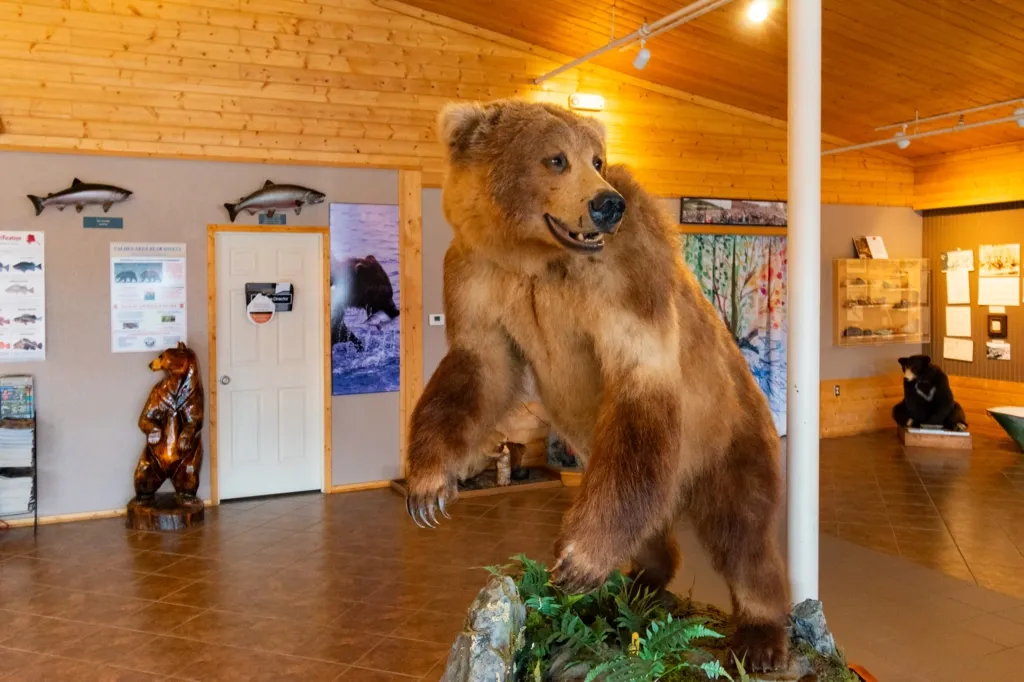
[
  {"left": 551, "top": 540, "right": 611, "bottom": 594},
  {"left": 405, "top": 466, "right": 456, "bottom": 529},
  {"left": 732, "top": 623, "right": 788, "bottom": 673}
]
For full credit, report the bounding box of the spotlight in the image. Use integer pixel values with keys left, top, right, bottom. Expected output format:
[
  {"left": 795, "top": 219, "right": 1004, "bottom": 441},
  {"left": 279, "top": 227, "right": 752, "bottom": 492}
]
[
  {"left": 633, "top": 40, "right": 651, "bottom": 70},
  {"left": 894, "top": 131, "right": 911, "bottom": 150},
  {"left": 568, "top": 93, "right": 605, "bottom": 112},
  {"left": 1015, "top": 107, "right": 1024, "bottom": 128},
  {"left": 747, "top": 0, "right": 771, "bottom": 23}
]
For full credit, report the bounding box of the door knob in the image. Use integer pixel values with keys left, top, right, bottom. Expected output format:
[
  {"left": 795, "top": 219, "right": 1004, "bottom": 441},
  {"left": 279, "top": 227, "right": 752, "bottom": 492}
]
[{"left": 220, "top": 375, "right": 231, "bottom": 385}]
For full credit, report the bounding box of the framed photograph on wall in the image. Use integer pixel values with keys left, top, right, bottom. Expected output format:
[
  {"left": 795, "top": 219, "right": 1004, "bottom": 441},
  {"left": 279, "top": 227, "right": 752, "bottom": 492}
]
[
  {"left": 680, "top": 198, "right": 787, "bottom": 227},
  {"left": 329, "top": 203, "right": 401, "bottom": 396}
]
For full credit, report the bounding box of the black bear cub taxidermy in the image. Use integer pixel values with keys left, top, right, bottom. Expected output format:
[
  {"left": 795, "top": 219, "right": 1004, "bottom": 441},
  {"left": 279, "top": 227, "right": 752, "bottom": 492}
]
[{"left": 892, "top": 355, "right": 967, "bottom": 431}]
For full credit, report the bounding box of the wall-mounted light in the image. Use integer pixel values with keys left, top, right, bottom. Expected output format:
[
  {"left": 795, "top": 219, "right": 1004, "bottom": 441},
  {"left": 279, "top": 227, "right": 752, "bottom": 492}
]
[
  {"left": 894, "top": 125, "right": 911, "bottom": 150},
  {"left": 633, "top": 39, "right": 651, "bottom": 70},
  {"left": 747, "top": 0, "right": 771, "bottom": 23},
  {"left": 568, "top": 93, "right": 606, "bottom": 112}
]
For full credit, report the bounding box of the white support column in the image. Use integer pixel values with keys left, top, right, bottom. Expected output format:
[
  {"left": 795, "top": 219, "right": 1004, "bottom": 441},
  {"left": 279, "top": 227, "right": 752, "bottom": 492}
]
[{"left": 786, "top": 0, "right": 822, "bottom": 603}]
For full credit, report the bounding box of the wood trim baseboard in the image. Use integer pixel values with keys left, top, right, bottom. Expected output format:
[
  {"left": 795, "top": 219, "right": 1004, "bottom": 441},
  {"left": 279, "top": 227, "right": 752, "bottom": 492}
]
[
  {"left": 2, "top": 499, "right": 216, "bottom": 528},
  {"left": 329, "top": 481, "right": 392, "bottom": 494}
]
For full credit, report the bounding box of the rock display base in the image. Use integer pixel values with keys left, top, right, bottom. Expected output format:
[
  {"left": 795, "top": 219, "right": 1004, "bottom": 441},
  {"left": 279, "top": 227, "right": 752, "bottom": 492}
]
[
  {"left": 441, "top": 574, "right": 862, "bottom": 682},
  {"left": 126, "top": 492, "right": 204, "bottom": 531}
]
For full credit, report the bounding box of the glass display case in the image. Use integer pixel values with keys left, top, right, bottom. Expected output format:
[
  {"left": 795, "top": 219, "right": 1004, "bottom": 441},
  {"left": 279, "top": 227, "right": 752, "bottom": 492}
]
[{"left": 833, "top": 258, "right": 931, "bottom": 347}]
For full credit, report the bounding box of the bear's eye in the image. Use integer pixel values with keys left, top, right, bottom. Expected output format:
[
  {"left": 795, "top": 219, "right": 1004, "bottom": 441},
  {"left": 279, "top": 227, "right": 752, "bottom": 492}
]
[
  {"left": 545, "top": 153, "right": 568, "bottom": 173},
  {"left": 593, "top": 157, "right": 603, "bottom": 172}
]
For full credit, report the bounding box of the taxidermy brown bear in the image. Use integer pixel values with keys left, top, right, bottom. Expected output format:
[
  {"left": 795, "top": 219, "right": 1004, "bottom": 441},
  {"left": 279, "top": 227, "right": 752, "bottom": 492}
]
[
  {"left": 404, "top": 100, "right": 789, "bottom": 670},
  {"left": 132, "top": 342, "right": 204, "bottom": 502}
]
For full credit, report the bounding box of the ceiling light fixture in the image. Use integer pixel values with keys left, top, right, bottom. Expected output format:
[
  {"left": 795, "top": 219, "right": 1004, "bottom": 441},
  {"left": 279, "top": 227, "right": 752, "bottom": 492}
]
[
  {"left": 747, "top": 0, "right": 771, "bottom": 23},
  {"left": 1015, "top": 107, "right": 1024, "bottom": 128},
  {"left": 633, "top": 39, "right": 651, "bottom": 70},
  {"left": 894, "top": 131, "right": 910, "bottom": 150},
  {"left": 568, "top": 93, "right": 606, "bottom": 112}
]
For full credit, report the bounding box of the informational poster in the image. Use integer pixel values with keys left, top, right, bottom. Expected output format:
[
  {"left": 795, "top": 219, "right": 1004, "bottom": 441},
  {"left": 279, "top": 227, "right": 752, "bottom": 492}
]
[
  {"left": 945, "top": 270, "right": 970, "bottom": 305},
  {"left": 986, "top": 341, "right": 1011, "bottom": 361},
  {"left": 0, "top": 232, "right": 45, "bottom": 362},
  {"left": 110, "top": 243, "right": 187, "bottom": 353},
  {"left": 978, "top": 277, "right": 1020, "bottom": 307},
  {"left": 943, "top": 337, "right": 974, "bottom": 363},
  {"left": 941, "top": 249, "right": 974, "bottom": 273},
  {"left": 979, "top": 244, "right": 1020, "bottom": 277},
  {"left": 945, "top": 306, "right": 972, "bottom": 338}
]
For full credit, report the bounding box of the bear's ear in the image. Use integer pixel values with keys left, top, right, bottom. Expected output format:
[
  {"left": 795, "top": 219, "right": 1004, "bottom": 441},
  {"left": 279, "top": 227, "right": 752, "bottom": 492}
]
[
  {"left": 177, "top": 341, "right": 186, "bottom": 350},
  {"left": 920, "top": 355, "right": 931, "bottom": 366},
  {"left": 437, "top": 102, "right": 487, "bottom": 156},
  {"left": 897, "top": 357, "right": 908, "bottom": 367}
]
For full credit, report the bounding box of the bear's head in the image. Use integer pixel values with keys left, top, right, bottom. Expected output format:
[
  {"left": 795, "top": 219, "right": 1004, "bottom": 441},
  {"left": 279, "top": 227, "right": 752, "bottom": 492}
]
[
  {"left": 436, "top": 99, "right": 625, "bottom": 260},
  {"left": 150, "top": 341, "right": 197, "bottom": 376},
  {"left": 898, "top": 355, "right": 931, "bottom": 382}
]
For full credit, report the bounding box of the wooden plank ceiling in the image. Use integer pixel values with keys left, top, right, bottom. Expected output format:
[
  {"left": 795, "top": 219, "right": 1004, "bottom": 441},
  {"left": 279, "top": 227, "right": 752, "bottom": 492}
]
[{"left": 399, "top": 0, "right": 1024, "bottom": 157}]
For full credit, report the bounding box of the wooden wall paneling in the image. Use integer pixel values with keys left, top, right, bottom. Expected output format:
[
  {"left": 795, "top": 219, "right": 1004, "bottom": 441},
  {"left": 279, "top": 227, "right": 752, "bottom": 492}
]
[
  {"left": 922, "top": 207, "right": 1024, "bottom": 382},
  {"left": 0, "top": 0, "right": 915, "bottom": 206},
  {"left": 948, "top": 376, "right": 1024, "bottom": 443},
  {"left": 396, "top": 0, "right": 1024, "bottom": 157},
  {"left": 398, "top": 169, "right": 424, "bottom": 477},
  {"left": 820, "top": 375, "right": 903, "bottom": 439},
  {"left": 914, "top": 142, "right": 1024, "bottom": 210}
]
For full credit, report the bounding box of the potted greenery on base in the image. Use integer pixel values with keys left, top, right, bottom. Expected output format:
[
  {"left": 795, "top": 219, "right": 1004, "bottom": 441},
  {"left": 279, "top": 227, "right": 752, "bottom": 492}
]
[{"left": 441, "top": 556, "right": 858, "bottom": 682}]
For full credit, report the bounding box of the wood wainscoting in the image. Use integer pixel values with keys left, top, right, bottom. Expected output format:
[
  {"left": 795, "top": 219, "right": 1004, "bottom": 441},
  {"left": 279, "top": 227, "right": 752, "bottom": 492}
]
[
  {"left": 819, "top": 374, "right": 1024, "bottom": 444},
  {"left": 820, "top": 374, "right": 902, "bottom": 439}
]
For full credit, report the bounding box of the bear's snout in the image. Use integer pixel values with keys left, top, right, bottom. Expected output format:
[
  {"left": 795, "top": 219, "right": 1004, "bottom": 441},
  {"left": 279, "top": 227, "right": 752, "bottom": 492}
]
[{"left": 588, "top": 191, "right": 626, "bottom": 233}]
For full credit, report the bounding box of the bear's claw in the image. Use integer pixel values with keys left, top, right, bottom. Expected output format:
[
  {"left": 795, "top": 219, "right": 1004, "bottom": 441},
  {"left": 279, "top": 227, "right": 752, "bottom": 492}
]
[{"left": 404, "top": 484, "right": 454, "bottom": 529}]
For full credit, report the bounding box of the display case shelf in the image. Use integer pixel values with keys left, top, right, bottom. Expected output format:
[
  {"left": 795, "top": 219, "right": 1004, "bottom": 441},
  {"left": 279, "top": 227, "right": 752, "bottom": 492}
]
[{"left": 833, "top": 258, "right": 931, "bottom": 347}]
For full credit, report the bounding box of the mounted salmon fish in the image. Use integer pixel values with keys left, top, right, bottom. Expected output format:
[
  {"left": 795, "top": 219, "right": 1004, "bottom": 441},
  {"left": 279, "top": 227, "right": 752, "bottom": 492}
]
[
  {"left": 27, "top": 178, "right": 133, "bottom": 215},
  {"left": 223, "top": 181, "right": 326, "bottom": 222}
]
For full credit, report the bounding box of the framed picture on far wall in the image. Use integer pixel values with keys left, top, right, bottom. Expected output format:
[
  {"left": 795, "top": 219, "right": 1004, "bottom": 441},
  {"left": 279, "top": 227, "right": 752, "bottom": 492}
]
[
  {"left": 329, "top": 203, "right": 401, "bottom": 397},
  {"left": 680, "top": 198, "right": 788, "bottom": 227}
]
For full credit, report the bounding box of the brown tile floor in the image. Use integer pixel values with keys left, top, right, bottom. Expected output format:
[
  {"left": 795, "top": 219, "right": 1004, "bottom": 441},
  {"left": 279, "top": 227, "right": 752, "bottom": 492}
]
[
  {"left": 0, "top": 430, "right": 1023, "bottom": 681},
  {"left": 820, "top": 430, "right": 1024, "bottom": 596}
]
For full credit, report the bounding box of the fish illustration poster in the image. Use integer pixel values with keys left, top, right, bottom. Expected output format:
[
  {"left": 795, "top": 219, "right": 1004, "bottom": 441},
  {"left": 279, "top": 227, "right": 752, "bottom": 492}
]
[
  {"left": 110, "top": 243, "right": 187, "bottom": 353},
  {"left": 329, "top": 203, "right": 401, "bottom": 396},
  {"left": 0, "top": 232, "right": 46, "bottom": 362}
]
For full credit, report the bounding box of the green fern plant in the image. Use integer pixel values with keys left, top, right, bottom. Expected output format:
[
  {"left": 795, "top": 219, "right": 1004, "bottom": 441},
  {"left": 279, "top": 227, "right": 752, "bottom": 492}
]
[{"left": 487, "top": 555, "right": 730, "bottom": 682}]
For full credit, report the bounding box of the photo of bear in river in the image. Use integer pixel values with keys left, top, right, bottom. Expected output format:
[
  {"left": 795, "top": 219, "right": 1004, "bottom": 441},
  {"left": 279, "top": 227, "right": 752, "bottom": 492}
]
[{"left": 329, "top": 203, "right": 400, "bottom": 396}]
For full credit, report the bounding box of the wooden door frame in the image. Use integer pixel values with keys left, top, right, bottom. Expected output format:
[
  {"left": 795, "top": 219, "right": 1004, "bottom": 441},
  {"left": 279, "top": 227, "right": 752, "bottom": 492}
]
[{"left": 206, "top": 224, "right": 332, "bottom": 505}]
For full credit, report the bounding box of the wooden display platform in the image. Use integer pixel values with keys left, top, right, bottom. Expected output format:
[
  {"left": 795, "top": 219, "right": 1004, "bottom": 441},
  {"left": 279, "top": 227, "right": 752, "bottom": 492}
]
[
  {"left": 126, "top": 492, "right": 204, "bottom": 531},
  {"left": 390, "top": 467, "right": 562, "bottom": 499},
  {"left": 898, "top": 426, "right": 973, "bottom": 450}
]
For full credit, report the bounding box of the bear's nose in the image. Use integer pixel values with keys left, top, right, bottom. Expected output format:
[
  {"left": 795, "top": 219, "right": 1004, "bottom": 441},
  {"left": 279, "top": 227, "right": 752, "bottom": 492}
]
[{"left": 588, "top": 191, "right": 626, "bottom": 233}]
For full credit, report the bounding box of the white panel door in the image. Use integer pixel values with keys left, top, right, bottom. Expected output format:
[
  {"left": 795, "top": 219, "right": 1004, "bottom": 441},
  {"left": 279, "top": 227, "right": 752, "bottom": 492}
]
[{"left": 215, "top": 231, "right": 324, "bottom": 500}]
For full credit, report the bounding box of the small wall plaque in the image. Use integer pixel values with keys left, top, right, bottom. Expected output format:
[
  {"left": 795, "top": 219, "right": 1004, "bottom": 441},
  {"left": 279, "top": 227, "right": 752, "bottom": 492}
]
[
  {"left": 258, "top": 213, "right": 286, "bottom": 225},
  {"left": 988, "top": 313, "right": 1009, "bottom": 339},
  {"left": 84, "top": 217, "right": 123, "bottom": 229}
]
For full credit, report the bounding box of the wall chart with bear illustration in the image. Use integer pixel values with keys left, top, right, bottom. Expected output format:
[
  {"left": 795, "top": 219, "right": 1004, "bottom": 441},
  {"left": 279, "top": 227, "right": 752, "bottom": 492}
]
[
  {"left": 0, "top": 232, "right": 46, "bottom": 362},
  {"left": 110, "top": 243, "right": 187, "bottom": 353}
]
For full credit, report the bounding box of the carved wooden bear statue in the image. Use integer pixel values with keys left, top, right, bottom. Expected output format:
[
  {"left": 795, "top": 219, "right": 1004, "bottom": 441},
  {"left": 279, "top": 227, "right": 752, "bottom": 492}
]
[{"left": 132, "top": 342, "right": 205, "bottom": 502}]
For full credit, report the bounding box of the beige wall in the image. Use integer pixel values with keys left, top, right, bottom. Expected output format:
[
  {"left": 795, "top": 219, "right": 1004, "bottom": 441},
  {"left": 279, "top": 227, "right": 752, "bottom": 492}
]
[
  {"left": 820, "top": 204, "right": 924, "bottom": 380},
  {"left": 0, "top": 151, "right": 398, "bottom": 516}
]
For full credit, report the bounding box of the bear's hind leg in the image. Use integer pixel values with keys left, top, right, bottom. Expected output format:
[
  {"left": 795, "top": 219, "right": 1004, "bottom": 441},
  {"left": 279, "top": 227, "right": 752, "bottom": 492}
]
[
  {"left": 943, "top": 402, "right": 968, "bottom": 432},
  {"left": 628, "top": 525, "right": 681, "bottom": 598},
  {"left": 687, "top": 435, "right": 789, "bottom": 672},
  {"left": 893, "top": 401, "right": 913, "bottom": 428},
  {"left": 171, "top": 443, "right": 203, "bottom": 500},
  {"left": 133, "top": 451, "right": 165, "bottom": 500}
]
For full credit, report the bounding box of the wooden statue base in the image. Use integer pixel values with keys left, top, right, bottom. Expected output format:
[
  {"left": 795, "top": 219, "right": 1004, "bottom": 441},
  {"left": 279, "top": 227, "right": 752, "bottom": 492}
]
[
  {"left": 898, "top": 426, "right": 973, "bottom": 450},
  {"left": 126, "top": 492, "right": 204, "bottom": 531}
]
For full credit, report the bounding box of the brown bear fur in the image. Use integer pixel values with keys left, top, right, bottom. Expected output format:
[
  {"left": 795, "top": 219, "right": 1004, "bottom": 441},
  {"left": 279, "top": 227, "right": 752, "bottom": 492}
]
[{"left": 405, "top": 99, "right": 790, "bottom": 671}]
